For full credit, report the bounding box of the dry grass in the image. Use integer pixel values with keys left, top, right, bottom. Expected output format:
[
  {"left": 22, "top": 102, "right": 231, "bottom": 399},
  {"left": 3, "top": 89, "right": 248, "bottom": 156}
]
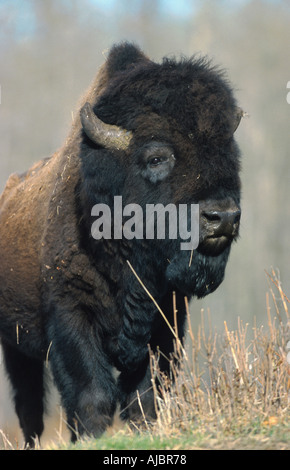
[{"left": 142, "top": 269, "right": 290, "bottom": 447}]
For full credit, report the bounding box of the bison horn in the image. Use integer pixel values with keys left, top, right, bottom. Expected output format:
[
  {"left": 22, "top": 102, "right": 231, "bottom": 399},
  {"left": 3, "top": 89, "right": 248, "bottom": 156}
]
[
  {"left": 80, "top": 102, "right": 133, "bottom": 151},
  {"left": 232, "top": 107, "right": 245, "bottom": 133}
]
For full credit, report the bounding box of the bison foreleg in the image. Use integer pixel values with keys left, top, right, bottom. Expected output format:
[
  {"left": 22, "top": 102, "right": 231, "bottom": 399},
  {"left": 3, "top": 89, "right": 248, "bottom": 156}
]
[
  {"left": 47, "top": 307, "right": 118, "bottom": 441},
  {"left": 2, "top": 340, "right": 44, "bottom": 448},
  {"left": 118, "top": 362, "right": 156, "bottom": 424}
]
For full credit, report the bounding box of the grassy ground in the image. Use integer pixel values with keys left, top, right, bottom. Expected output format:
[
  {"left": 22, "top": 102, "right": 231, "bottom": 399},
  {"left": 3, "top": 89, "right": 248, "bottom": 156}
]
[
  {"left": 1, "top": 269, "right": 289, "bottom": 450},
  {"left": 53, "top": 417, "right": 289, "bottom": 450}
]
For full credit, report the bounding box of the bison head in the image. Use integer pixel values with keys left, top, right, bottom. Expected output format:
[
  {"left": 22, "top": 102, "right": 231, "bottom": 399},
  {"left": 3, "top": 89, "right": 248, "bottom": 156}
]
[{"left": 79, "top": 43, "right": 242, "bottom": 299}]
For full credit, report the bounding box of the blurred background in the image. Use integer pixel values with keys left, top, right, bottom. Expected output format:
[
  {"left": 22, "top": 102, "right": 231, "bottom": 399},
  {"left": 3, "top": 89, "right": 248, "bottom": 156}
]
[{"left": 0, "top": 0, "right": 289, "bottom": 447}]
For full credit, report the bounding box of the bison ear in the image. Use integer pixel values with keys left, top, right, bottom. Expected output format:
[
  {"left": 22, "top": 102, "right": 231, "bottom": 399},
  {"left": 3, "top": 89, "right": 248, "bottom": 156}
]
[{"left": 105, "top": 42, "right": 149, "bottom": 79}]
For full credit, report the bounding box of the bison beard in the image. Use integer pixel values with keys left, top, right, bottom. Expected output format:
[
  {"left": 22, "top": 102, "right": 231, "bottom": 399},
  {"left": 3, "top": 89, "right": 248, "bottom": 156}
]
[{"left": 0, "top": 42, "right": 242, "bottom": 447}]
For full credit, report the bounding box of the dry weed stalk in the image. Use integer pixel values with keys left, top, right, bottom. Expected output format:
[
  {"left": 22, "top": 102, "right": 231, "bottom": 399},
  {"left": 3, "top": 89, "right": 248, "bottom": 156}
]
[
  {"left": 0, "top": 429, "right": 15, "bottom": 450},
  {"left": 147, "top": 269, "right": 290, "bottom": 437}
]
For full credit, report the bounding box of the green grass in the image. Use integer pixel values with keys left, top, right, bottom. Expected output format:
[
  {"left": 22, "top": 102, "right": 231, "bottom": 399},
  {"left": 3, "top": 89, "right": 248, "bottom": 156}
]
[{"left": 51, "top": 417, "right": 289, "bottom": 450}]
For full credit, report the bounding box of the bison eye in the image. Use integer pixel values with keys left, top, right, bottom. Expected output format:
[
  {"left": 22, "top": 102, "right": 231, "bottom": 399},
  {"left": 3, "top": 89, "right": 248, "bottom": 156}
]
[
  {"left": 141, "top": 142, "right": 175, "bottom": 183},
  {"left": 148, "top": 155, "right": 169, "bottom": 167}
]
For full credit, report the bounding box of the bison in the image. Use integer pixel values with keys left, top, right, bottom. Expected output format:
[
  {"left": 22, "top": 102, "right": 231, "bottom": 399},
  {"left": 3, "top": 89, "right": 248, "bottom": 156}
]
[{"left": 0, "top": 42, "right": 242, "bottom": 447}]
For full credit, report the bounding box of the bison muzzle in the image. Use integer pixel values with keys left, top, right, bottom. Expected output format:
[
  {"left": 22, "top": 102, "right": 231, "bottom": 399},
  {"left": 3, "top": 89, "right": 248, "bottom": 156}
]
[{"left": 0, "top": 42, "right": 243, "bottom": 447}]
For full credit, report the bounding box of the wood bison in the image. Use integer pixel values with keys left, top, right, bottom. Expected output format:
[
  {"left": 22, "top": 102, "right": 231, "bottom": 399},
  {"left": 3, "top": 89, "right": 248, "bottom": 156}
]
[{"left": 0, "top": 43, "right": 242, "bottom": 447}]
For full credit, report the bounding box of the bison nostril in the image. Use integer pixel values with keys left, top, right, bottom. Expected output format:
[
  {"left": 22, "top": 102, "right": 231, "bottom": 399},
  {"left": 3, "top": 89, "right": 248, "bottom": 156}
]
[
  {"left": 202, "top": 211, "right": 222, "bottom": 223},
  {"left": 201, "top": 209, "right": 241, "bottom": 237}
]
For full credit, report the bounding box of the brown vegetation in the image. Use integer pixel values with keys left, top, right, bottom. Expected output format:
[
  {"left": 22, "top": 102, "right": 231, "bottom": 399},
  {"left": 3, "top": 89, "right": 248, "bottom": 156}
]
[{"left": 131, "top": 269, "right": 289, "bottom": 448}]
